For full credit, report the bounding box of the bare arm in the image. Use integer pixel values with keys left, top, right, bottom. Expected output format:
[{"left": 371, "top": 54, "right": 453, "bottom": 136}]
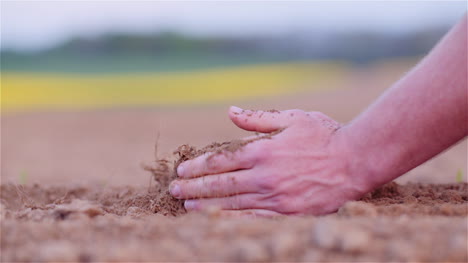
[
  {"left": 170, "top": 15, "right": 467, "bottom": 217},
  {"left": 341, "top": 14, "right": 467, "bottom": 190}
]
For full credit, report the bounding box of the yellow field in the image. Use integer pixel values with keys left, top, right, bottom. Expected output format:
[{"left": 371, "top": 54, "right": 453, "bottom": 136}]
[{"left": 1, "top": 62, "right": 346, "bottom": 112}]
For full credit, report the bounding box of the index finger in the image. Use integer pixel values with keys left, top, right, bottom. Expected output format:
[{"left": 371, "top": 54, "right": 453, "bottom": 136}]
[{"left": 177, "top": 141, "right": 259, "bottom": 179}]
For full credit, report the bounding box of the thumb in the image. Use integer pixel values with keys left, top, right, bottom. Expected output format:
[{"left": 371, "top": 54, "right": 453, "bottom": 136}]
[{"left": 228, "top": 106, "right": 290, "bottom": 133}]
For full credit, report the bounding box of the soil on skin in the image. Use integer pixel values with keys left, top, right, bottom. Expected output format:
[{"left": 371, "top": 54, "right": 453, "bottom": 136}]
[
  {"left": 2, "top": 61, "right": 467, "bottom": 262},
  {"left": 172, "top": 128, "right": 283, "bottom": 167},
  {"left": 2, "top": 127, "right": 468, "bottom": 262},
  {"left": 141, "top": 131, "right": 284, "bottom": 215},
  {"left": 2, "top": 136, "right": 467, "bottom": 262}
]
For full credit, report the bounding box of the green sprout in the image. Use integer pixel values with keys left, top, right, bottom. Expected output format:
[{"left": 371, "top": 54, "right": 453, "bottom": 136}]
[
  {"left": 456, "top": 169, "right": 464, "bottom": 183},
  {"left": 19, "top": 171, "right": 29, "bottom": 185}
]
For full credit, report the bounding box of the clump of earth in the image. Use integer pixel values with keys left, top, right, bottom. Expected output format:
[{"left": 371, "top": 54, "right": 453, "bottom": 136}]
[{"left": 2, "top": 136, "right": 467, "bottom": 262}]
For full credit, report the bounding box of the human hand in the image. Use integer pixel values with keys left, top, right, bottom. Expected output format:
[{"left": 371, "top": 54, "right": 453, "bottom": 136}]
[{"left": 169, "top": 106, "right": 370, "bottom": 217}]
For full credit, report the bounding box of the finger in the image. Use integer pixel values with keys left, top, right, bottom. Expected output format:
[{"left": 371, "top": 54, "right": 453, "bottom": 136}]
[
  {"left": 184, "top": 193, "right": 264, "bottom": 211},
  {"left": 228, "top": 106, "right": 293, "bottom": 133},
  {"left": 170, "top": 170, "right": 256, "bottom": 199},
  {"left": 218, "top": 209, "right": 283, "bottom": 219},
  {"left": 177, "top": 144, "right": 257, "bottom": 178}
]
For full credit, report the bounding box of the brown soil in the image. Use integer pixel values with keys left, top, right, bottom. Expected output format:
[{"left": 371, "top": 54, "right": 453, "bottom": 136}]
[
  {"left": 145, "top": 133, "right": 468, "bottom": 220},
  {"left": 2, "top": 61, "right": 467, "bottom": 262},
  {"left": 2, "top": 133, "right": 467, "bottom": 262},
  {"left": 171, "top": 128, "right": 284, "bottom": 168},
  {"left": 1, "top": 182, "right": 467, "bottom": 262},
  {"left": 141, "top": 131, "right": 285, "bottom": 216}
]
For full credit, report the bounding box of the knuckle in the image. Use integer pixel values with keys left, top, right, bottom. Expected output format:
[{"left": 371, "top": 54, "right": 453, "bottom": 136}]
[
  {"left": 290, "top": 109, "right": 305, "bottom": 115},
  {"left": 275, "top": 198, "right": 288, "bottom": 211},
  {"left": 307, "top": 111, "right": 328, "bottom": 120},
  {"left": 241, "top": 147, "right": 261, "bottom": 166},
  {"left": 205, "top": 155, "right": 222, "bottom": 172},
  {"left": 255, "top": 174, "right": 279, "bottom": 192},
  {"left": 229, "top": 197, "right": 242, "bottom": 209},
  {"left": 207, "top": 177, "right": 222, "bottom": 190},
  {"left": 308, "top": 111, "right": 341, "bottom": 130},
  {"left": 237, "top": 156, "right": 254, "bottom": 169},
  {"left": 245, "top": 195, "right": 258, "bottom": 208},
  {"left": 265, "top": 194, "right": 285, "bottom": 210},
  {"left": 249, "top": 145, "right": 272, "bottom": 163},
  {"left": 287, "top": 109, "right": 309, "bottom": 122},
  {"left": 266, "top": 194, "right": 290, "bottom": 212}
]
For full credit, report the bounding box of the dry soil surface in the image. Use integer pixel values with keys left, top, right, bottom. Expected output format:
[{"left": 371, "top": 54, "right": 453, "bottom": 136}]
[
  {"left": 1, "top": 182, "right": 467, "bottom": 262},
  {"left": 1, "top": 61, "right": 467, "bottom": 261}
]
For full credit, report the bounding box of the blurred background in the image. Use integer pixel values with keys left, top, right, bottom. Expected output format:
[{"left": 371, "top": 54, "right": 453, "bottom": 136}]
[{"left": 1, "top": 1, "right": 466, "bottom": 186}]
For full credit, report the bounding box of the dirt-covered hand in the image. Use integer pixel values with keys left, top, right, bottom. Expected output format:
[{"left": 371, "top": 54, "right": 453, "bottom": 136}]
[{"left": 169, "top": 106, "right": 370, "bottom": 216}]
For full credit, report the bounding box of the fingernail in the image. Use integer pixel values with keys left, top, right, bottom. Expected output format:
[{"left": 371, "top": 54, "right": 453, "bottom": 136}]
[
  {"left": 177, "top": 164, "right": 185, "bottom": 177},
  {"left": 184, "top": 200, "right": 196, "bottom": 210},
  {"left": 230, "top": 106, "right": 243, "bottom": 115},
  {"left": 170, "top": 183, "right": 181, "bottom": 198}
]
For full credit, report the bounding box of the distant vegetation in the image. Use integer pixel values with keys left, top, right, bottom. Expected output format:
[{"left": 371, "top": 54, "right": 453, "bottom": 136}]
[
  {"left": 2, "top": 62, "right": 345, "bottom": 111},
  {"left": 1, "top": 28, "right": 447, "bottom": 73}
]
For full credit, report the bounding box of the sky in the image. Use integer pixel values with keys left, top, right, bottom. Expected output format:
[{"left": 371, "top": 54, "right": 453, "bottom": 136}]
[{"left": 1, "top": 1, "right": 467, "bottom": 51}]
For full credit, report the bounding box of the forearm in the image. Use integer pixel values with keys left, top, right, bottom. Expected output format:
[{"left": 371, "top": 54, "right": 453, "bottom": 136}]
[
  {"left": 340, "top": 15, "right": 467, "bottom": 189},
  {"left": 172, "top": 15, "right": 466, "bottom": 216}
]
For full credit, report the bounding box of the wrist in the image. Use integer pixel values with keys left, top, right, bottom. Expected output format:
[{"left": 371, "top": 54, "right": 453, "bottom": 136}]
[{"left": 331, "top": 124, "right": 398, "bottom": 194}]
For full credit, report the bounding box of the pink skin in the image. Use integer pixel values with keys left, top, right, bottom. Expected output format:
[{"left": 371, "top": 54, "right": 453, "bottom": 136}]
[
  {"left": 170, "top": 15, "right": 467, "bottom": 217},
  {"left": 171, "top": 108, "right": 369, "bottom": 216}
]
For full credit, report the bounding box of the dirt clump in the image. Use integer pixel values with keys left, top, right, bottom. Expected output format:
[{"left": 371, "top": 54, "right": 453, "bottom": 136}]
[
  {"left": 338, "top": 182, "right": 468, "bottom": 217},
  {"left": 142, "top": 129, "right": 468, "bottom": 219},
  {"left": 3, "top": 127, "right": 466, "bottom": 262},
  {"left": 172, "top": 129, "right": 284, "bottom": 168},
  {"left": 0, "top": 184, "right": 185, "bottom": 218},
  {"left": 1, "top": 181, "right": 467, "bottom": 262},
  {"left": 142, "top": 130, "right": 285, "bottom": 215},
  {"left": 361, "top": 182, "right": 467, "bottom": 205}
]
